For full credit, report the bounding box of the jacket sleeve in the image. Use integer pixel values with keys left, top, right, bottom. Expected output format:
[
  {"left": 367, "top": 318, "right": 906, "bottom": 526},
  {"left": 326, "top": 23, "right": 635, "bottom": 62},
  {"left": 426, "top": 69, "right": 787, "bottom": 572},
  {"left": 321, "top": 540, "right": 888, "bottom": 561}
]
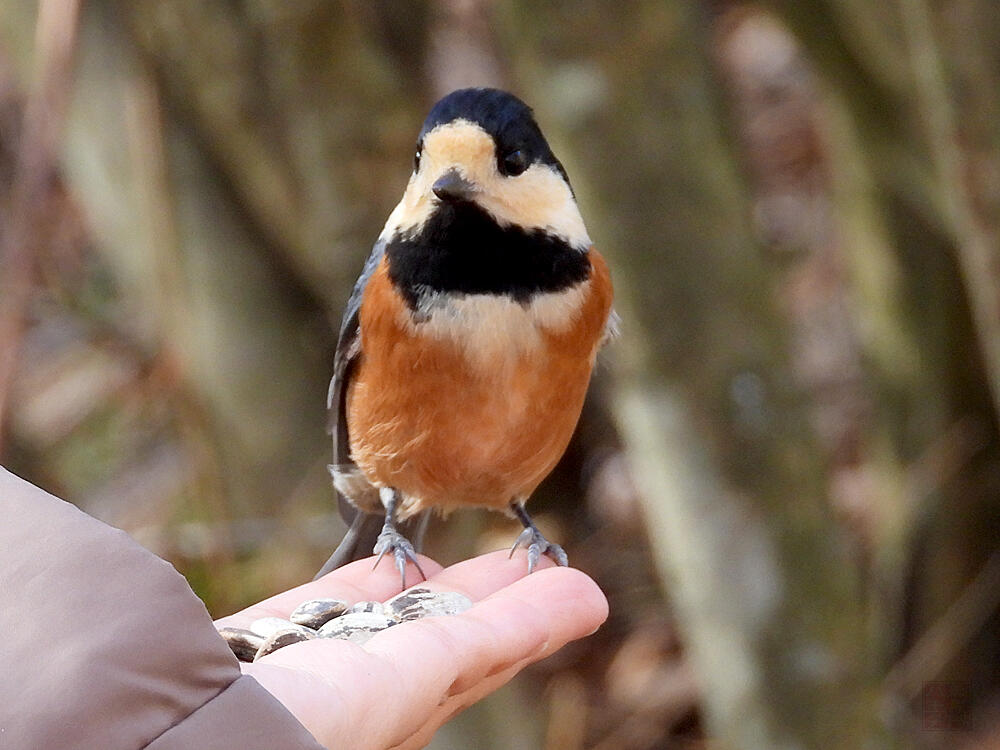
[{"left": 0, "top": 467, "right": 326, "bottom": 750}]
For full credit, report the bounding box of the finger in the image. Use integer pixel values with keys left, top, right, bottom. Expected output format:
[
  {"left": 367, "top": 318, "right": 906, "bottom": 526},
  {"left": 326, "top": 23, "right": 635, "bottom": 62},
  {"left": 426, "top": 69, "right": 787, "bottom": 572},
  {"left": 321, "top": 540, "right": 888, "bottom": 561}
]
[
  {"left": 214, "top": 554, "right": 443, "bottom": 629},
  {"left": 393, "top": 657, "right": 531, "bottom": 750},
  {"left": 423, "top": 548, "right": 558, "bottom": 600},
  {"left": 361, "top": 566, "right": 608, "bottom": 747},
  {"left": 478, "top": 565, "right": 609, "bottom": 657},
  {"left": 369, "top": 566, "right": 606, "bottom": 699},
  {"left": 394, "top": 568, "right": 609, "bottom": 748},
  {"left": 218, "top": 548, "right": 552, "bottom": 629},
  {"left": 216, "top": 551, "right": 554, "bottom": 628},
  {"left": 214, "top": 546, "right": 541, "bottom": 628}
]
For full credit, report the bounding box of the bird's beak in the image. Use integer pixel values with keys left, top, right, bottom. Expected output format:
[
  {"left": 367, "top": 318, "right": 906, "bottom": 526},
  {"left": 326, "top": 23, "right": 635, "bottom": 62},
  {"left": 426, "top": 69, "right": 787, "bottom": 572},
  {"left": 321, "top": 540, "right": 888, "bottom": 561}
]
[{"left": 432, "top": 169, "right": 477, "bottom": 203}]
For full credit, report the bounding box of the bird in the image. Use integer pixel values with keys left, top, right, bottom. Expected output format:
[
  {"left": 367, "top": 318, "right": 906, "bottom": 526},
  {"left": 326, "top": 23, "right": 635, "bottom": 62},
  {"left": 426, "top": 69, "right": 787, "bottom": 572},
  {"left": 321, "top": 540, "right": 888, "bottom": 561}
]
[{"left": 315, "top": 87, "right": 615, "bottom": 587}]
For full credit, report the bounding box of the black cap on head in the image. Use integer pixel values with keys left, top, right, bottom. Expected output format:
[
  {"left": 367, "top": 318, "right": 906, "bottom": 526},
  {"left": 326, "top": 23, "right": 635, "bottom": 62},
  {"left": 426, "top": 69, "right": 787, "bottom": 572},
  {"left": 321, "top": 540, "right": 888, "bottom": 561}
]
[{"left": 419, "top": 88, "right": 567, "bottom": 179}]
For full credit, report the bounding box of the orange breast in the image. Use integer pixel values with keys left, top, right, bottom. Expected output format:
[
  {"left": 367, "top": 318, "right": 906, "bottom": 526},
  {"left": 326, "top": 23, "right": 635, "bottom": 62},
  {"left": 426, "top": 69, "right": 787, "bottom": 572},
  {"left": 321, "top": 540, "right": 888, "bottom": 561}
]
[{"left": 346, "top": 251, "right": 613, "bottom": 518}]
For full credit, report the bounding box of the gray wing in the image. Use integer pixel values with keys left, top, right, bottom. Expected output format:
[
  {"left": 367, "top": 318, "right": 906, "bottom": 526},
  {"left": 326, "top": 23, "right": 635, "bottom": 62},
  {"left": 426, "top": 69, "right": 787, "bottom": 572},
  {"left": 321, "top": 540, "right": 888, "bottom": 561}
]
[
  {"left": 315, "top": 239, "right": 429, "bottom": 580},
  {"left": 326, "top": 240, "right": 385, "bottom": 520}
]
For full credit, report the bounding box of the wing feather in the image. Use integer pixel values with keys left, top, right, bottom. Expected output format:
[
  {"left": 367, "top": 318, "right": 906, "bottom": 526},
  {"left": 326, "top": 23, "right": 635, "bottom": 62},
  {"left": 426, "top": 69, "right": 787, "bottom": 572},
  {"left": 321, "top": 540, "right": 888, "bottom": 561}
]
[{"left": 327, "top": 240, "right": 385, "bottom": 524}]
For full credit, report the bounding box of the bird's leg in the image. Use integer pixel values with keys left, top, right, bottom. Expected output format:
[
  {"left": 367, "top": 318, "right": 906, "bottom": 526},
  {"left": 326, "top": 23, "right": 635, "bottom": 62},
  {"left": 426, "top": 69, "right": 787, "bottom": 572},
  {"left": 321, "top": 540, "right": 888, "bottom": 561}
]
[
  {"left": 508, "top": 501, "right": 569, "bottom": 573},
  {"left": 373, "top": 487, "right": 426, "bottom": 589}
]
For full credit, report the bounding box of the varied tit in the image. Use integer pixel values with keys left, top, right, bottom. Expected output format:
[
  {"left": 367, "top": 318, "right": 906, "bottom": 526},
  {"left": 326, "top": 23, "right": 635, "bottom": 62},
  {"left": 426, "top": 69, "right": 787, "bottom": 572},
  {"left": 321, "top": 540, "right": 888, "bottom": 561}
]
[{"left": 316, "top": 87, "right": 615, "bottom": 587}]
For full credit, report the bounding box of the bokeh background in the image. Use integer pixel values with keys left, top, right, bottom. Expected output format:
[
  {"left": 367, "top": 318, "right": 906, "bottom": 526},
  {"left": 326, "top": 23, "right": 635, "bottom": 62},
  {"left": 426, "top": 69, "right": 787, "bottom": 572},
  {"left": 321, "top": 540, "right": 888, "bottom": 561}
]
[{"left": 3, "top": 1, "right": 1000, "bottom": 748}]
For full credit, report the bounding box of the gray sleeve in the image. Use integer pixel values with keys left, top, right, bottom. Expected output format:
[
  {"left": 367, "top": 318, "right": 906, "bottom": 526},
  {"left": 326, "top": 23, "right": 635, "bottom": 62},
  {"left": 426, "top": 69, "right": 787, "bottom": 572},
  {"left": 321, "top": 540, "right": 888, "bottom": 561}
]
[{"left": 0, "top": 467, "right": 325, "bottom": 750}]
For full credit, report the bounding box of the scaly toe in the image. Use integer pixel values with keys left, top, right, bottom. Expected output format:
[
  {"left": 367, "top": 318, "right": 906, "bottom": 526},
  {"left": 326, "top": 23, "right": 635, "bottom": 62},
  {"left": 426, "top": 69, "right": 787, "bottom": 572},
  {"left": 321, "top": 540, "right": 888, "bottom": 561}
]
[
  {"left": 549, "top": 543, "right": 569, "bottom": 567},
  {"left": 509, "top": 528, "right": 534, "bottom": 559},
  {"left": 510, "top": 528, "right": 570, "bottom": 573},
  {"left": 373, "top": 527, "right": 425, "bottom": 589},
  {"left": 527, "top": 543, "right": 542, "bottom": 574}
]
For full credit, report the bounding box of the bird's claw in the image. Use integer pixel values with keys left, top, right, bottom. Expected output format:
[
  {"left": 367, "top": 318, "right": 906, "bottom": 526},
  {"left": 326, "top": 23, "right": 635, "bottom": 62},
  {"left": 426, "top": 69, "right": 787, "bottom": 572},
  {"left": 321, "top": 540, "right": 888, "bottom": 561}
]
[
  {"left": 508, "top": 527, "right": 568, "bottom": 573},
  {"left": 373, "top": 524, "right": 425, "bottom": 589}
]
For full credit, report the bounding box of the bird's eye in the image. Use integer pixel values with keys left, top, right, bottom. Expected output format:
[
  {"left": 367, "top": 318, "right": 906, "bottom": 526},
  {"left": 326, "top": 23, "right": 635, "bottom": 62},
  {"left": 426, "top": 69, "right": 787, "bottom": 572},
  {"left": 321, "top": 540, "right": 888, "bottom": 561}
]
[
  {"left": 414, "top": 147, "right": 422, "bottom": 172},
  {"left": 500, "top": 149, "right": 529, "bottom": 177}
]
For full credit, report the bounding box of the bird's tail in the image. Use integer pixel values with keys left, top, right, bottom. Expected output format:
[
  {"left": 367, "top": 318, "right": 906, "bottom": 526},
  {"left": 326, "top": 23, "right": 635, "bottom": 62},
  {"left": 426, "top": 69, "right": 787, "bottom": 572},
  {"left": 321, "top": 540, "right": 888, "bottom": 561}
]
[
  {"left": 313, "top": 511, "right": 383, "bottom": 580},
  {"left": 313, "top": 510, "right": 431, "bottom": 581}
]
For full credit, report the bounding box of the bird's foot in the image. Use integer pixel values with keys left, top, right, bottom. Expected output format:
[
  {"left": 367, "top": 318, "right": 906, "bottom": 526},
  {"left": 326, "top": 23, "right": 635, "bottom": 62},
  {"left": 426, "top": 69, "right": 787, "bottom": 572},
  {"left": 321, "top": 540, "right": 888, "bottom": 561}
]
[
  {"left": 508, "top": 526, "right": 569, "bottom": 574},
  {"left": 373, "top": 523, "right": 426, "bottom": 589}
]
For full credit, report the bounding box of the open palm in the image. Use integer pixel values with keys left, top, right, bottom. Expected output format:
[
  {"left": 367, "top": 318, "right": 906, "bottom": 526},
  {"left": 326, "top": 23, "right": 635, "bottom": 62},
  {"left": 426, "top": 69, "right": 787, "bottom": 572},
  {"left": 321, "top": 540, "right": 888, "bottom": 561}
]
[{"left": 215, "top": 550, "right": 609, "bottom": 749}]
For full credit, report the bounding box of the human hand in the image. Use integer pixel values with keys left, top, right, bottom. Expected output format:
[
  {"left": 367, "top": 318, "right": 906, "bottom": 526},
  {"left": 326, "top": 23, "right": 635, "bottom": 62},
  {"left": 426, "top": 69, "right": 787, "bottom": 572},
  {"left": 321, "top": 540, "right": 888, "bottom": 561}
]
[{"left": 214, "top": 550, "right": 609, "bottom": 750}]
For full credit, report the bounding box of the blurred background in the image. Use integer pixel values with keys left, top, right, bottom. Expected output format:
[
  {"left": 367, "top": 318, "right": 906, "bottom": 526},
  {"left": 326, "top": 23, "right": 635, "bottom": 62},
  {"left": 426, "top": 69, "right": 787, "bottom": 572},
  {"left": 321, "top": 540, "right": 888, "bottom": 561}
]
[{"left": 2, "top": 0, "right": 1000, "bottom": 748}]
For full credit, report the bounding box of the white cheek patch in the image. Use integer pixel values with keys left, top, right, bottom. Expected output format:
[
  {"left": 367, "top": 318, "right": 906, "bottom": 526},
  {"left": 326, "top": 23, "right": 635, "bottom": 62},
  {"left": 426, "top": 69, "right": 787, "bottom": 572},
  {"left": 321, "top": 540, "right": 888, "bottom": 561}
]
[
  {"left": 379, "top": 120, "right": 591, "bottom": 249},
  {"left": 477, "top": 164, "right": 590, "bottom": 248},
  {"left": 400, "top": 282, "right": 590, "bottom": 369}
]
